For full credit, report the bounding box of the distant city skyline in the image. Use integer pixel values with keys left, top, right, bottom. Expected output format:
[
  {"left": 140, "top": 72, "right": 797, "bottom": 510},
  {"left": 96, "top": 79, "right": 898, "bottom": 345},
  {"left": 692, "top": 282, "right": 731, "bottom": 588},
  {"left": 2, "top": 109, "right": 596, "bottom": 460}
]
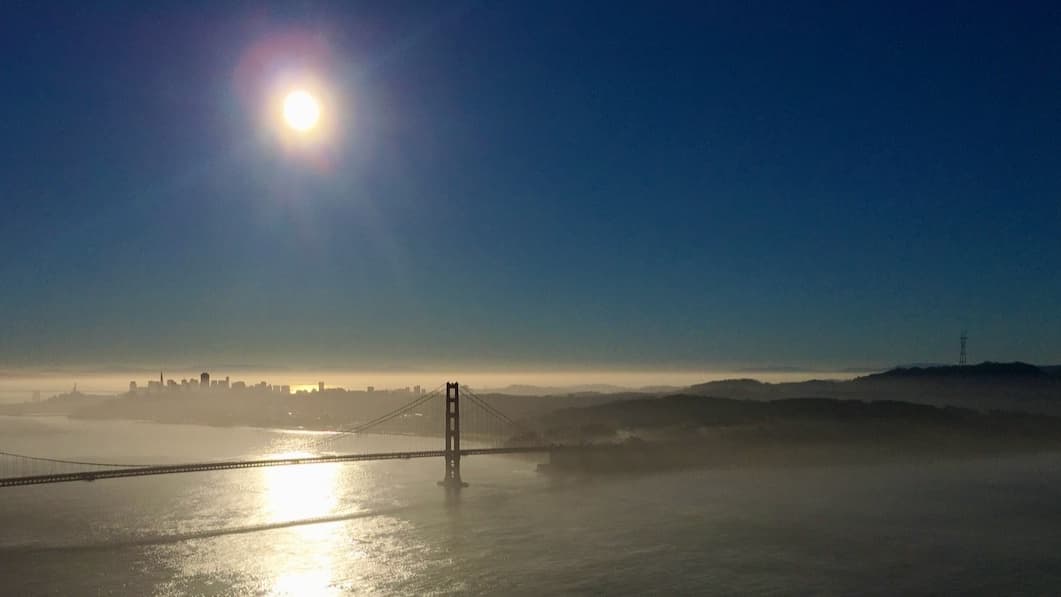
[
  {"left": 126, "top": 370, "right": 425, "bottom": 397},
  {"left": 1, "top": 3, "right": 1058, "bottom": 368}
]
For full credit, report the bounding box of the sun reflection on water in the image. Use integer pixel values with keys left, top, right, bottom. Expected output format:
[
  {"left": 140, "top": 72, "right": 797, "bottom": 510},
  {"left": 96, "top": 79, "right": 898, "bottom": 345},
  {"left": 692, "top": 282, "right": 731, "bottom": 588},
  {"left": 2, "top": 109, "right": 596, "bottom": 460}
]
[
  {"left": 264, "top": 459, "right": 340, "bottom": 522},
  {"left": 262, "top": 457, "right": 348, "bottom": 596}
]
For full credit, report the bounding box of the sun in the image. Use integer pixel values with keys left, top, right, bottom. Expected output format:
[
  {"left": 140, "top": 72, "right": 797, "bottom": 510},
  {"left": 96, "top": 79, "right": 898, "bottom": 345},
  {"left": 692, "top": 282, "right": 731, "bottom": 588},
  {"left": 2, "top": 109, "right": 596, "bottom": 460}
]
[{"left": 282, "top": 90, "right": 321, "bottom": 132}]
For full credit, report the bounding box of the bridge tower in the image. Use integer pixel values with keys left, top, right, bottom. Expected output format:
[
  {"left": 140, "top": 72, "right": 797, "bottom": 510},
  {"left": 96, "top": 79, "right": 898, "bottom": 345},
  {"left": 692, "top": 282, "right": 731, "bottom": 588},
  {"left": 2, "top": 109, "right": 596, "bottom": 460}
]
[{"left": 439, "top": 381, "right": 468, "bottom": 489}]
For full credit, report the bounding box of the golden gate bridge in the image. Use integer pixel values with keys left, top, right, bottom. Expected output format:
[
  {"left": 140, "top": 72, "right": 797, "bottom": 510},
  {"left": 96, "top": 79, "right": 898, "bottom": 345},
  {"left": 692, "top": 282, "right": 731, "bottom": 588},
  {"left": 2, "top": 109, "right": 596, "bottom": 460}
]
[{"left": 0, "top": 382, "right": 573, "bottom": 489}]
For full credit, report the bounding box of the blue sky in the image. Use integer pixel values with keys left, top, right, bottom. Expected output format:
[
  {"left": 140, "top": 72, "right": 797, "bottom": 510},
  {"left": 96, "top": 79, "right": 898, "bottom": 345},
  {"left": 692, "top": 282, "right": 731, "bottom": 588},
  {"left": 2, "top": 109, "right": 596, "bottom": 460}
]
[{"left": 1, "top": 1, "right": 1058, "bottom": 369}]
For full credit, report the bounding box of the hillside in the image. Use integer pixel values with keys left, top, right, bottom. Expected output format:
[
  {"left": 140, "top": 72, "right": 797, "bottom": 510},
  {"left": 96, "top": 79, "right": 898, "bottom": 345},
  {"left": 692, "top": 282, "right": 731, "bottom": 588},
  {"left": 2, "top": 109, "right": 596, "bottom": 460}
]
[
  {"left": 684, "top": 362, "right": 1061, "bottom": 415},
  {"left": 536, "top": 394, "right": 1061, "bottom": 439},
  {"left": 528, "top": 394, "right": 1061, "bottom": 474}
]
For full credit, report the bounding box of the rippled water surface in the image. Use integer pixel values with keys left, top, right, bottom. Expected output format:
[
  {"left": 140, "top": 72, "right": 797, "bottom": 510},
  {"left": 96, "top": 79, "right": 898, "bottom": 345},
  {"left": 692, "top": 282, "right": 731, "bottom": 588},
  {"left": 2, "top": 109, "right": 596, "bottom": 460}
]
[{"left": 3, "top": 416, "right": 1061, "bottom": 595}]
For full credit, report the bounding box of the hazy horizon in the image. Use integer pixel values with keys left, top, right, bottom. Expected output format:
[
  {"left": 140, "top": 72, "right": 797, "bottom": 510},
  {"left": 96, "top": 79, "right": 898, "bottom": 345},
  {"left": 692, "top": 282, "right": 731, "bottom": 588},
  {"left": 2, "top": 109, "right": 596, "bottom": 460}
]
[
  {"left": 0, "top": 367, "right": 872, "bottom": 403},
  {"left": 6, "top": 355, "right": 1059, "bottom": 403}
]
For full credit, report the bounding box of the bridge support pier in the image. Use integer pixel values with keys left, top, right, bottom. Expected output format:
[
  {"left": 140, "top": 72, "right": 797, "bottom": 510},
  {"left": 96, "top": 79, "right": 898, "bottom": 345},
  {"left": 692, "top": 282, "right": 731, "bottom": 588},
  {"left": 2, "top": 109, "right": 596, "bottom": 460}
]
[{"left": 438, "top": 381, "right": 468, "bottom": 489}]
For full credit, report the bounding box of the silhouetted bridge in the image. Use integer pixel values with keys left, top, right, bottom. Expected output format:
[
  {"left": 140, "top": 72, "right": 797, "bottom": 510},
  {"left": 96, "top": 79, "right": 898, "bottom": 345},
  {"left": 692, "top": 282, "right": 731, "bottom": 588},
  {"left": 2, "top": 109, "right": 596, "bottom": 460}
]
[{"left": 0, "top": 383, "right": 571, "bottom": 489}]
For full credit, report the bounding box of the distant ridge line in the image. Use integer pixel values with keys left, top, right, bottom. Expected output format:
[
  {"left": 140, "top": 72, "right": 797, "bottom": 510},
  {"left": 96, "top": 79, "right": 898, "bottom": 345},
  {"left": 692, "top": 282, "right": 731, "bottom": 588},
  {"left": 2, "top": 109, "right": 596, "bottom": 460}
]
[{"left": 863, "top": 361, "right": 1047, "bottom": 380}]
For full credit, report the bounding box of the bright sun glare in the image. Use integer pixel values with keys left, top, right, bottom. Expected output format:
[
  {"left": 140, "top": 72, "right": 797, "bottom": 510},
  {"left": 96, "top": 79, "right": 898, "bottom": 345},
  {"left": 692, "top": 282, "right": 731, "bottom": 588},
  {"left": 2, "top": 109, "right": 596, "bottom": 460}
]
[{"left": 282, "top": 90, "right": 321, "bottom": 132}]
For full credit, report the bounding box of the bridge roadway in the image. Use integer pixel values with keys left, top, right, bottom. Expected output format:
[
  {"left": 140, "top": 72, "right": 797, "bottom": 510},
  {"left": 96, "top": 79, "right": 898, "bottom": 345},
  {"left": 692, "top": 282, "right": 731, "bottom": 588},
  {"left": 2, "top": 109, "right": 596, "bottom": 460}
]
[{"left": 0, "top": 446, "right": 555, "bottom": 488}]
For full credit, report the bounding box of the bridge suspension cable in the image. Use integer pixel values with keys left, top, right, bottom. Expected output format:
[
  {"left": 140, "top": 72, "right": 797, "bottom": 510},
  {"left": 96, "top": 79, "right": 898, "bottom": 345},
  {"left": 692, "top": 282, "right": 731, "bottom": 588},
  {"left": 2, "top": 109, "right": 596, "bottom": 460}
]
[
  {"left": 0, "top": 450, "right": 151, "bottom": 468},
  {"left": 461, "top": 386, "right": 532, "bottom": 434},
  {"left": 302, "top": 384, "right": 445, "bottom": 451},
  {"left": 0, "top": 450, "right": 155, "bottom": 480}
]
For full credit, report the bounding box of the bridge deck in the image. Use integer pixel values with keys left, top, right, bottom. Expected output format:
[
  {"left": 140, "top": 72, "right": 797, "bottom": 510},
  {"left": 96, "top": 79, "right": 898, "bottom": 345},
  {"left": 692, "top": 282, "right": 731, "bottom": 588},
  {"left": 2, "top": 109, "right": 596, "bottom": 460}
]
[{"left": 0, "top": 446, "right": 553, "bottom": 488}]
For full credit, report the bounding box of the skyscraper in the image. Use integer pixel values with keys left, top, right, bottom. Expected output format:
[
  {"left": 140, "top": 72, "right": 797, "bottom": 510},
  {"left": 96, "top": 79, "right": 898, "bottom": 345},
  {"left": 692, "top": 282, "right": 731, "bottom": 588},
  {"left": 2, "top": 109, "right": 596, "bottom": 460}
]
[{"left": 201, "top": 372, "right": 210, "bottom": 389}]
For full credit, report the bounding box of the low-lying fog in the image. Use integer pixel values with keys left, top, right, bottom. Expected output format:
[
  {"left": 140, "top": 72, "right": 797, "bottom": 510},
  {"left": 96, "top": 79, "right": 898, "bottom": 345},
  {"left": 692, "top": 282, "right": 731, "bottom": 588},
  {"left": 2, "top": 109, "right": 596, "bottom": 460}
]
[{"left": 0, "top": 369, "right": 862, "bottom": 403}]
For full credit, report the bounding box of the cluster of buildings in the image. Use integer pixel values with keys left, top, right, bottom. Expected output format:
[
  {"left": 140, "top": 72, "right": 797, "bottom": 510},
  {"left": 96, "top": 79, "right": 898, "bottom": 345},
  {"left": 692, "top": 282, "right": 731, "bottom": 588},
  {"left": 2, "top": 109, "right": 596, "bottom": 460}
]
[
  {"left": 127, "top": 372, "right": 424, "bottom": 398},
  {"left": 129, "top": 372, "right": 291, "bottom": 396}
]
